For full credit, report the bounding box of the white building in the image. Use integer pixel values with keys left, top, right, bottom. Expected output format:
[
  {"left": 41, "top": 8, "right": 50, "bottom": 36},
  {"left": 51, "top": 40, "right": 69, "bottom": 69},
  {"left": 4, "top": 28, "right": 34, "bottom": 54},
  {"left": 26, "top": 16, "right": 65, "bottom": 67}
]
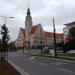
[{"left": 63, "top": 21, "right": 75, "bottom": 44}]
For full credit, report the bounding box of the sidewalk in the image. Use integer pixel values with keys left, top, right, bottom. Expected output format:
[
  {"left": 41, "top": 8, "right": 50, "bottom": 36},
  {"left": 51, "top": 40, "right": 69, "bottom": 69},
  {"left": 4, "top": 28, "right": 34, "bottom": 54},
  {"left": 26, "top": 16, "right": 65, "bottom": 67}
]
[{"left": 7, "top": 59, "right": 29, "bottom": 75}]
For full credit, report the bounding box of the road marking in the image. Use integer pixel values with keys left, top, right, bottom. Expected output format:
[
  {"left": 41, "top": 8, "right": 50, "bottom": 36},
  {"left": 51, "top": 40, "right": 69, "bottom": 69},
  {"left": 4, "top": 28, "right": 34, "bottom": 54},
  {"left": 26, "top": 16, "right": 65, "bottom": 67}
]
[
  {"left": 58, "top": 68, "right": 74, "bottom": 74},
  {"left": 29, "top": 57, "right": 35, "bottom": 60},
  {"left": 51, "top": 62, "right": 67, "bottom": 65},
  {"left": 40, "top": 63, "right": 48, "bottom": 66}
]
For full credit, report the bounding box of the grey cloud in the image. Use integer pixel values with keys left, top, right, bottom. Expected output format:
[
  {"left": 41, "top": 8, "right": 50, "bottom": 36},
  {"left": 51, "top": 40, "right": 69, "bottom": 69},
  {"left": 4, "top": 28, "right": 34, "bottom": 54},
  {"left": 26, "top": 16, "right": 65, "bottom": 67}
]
[{"left": 0, "top": 0, "right": 75, "bottom": 41}]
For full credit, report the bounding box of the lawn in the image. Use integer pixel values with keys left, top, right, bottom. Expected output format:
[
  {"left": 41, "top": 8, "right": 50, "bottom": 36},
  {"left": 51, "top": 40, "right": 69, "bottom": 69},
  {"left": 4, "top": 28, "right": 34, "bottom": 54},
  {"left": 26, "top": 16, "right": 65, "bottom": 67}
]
[
  {"left": 57, "top": 53, "right": 75, "bottom": 61},
  {"left": 58, "top": 53, "right": 75, "bottom": 57},
  {"left": 21, "top": 52, "right": 53, "bottom": 58},
  {"left": 0, "top": 58, "right": 21, "bottom": 75},
  {"left": 21, "top": 51, "right": 75, "bottom": 61}
]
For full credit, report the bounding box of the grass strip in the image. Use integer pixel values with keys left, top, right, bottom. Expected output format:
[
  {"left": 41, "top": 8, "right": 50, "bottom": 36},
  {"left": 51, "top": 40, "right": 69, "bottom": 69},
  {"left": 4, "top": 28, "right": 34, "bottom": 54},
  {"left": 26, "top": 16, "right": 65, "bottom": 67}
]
[{"left": 22, "top": 52, "right": 75, "bottom": 61}]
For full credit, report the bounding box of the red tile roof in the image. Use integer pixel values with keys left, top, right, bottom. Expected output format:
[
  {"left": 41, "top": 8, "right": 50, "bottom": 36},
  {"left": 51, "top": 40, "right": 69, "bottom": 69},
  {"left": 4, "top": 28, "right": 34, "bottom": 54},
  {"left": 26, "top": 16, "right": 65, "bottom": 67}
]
[
  {"left": 20, "top": 24, "right": 41, "bottom": 36},
  {"left": 44, "top": 32, "right": 53, "bottom": 38},
  {"left": 44, "top": 32, "right": 63, "bottom": 38},
  {"left": 31, "top": 24, "right": 41, "bottom": 34},
  {"left": 20, "top": 24, "right": 63, "bottom": 39}
]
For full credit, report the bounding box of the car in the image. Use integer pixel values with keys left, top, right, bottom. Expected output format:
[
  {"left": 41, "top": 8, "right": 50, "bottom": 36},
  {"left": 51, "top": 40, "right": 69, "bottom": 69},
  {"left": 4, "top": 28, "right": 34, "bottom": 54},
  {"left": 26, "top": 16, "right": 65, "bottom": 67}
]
[{"left": 67, "top": 50, "right": 75, "bottom": 53}]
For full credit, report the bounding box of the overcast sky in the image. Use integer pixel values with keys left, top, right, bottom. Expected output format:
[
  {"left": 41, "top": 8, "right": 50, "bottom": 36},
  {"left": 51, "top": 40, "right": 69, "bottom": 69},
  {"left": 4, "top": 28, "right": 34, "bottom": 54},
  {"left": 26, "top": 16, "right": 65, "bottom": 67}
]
[{"left": 0, "top": 0, "right": 75, "bottom": 41}]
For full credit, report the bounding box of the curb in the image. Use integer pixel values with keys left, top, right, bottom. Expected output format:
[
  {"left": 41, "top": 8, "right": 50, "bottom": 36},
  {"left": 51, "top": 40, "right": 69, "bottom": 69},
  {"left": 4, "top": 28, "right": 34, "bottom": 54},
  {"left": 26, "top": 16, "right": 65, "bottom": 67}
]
[
  {"left": 7, "top": 59, "right": 29, "bottom": 75},
  {"left": 21, "top": 53, "right": 75, "bottom": 63},
  {"left": 36, "top": 56, "right": 75, "bottom": 63}
]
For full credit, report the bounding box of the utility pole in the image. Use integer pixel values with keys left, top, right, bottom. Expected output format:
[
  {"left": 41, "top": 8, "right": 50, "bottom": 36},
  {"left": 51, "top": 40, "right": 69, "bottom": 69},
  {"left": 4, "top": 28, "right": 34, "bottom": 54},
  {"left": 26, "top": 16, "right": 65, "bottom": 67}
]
[
  {"left": 53, "top": 18, "right": 57, "bottom": 58},
  {"left": 37, "top": 37, "right": 38, "bottom": 49},
  {"left": 40, "top": 29, "right": 43, "bottom": 54},
  {"left": 23, "top": 42, "right": 25, "bottom": 53}
]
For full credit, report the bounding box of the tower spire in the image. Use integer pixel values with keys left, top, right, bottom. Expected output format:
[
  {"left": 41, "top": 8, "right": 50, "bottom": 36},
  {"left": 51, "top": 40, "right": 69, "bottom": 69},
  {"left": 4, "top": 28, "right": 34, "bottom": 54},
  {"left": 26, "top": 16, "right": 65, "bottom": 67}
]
[{"left": 27, "top": 4, "right": 31, "bottom": 16}]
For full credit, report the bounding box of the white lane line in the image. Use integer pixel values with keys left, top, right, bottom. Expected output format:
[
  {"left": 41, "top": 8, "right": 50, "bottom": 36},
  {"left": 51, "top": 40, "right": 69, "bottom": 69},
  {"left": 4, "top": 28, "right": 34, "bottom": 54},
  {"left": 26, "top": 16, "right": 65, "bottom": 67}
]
[
  {"left": 51, "top": 62, "right": 67, "bottom": 66},
  {"left": 58, "top": 68, "right": 74, "bottom": 74},
  {"left": 7, "top": 59, "right": 30, "bottom": 75},
  {"left": 40, "top": 63, "right": 48, "bottom": 66},
  {"left": 29, "top": 57, "right": 35, "bottom": 60}
]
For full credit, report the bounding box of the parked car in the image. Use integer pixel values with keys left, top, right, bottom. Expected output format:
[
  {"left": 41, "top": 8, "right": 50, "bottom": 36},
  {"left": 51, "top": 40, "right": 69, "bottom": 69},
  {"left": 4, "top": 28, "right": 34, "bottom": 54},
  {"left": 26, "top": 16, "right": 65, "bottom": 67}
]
[{"left": 67, "top": 50, "right": 75, "bottom": 53}]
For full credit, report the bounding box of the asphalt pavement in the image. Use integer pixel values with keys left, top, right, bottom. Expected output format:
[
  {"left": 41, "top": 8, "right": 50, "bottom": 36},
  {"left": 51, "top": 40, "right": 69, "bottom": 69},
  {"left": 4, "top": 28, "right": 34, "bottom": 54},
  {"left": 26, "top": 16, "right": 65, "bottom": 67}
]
[{"left": 8, "top": 52, "right": 75, "bottom": 75}]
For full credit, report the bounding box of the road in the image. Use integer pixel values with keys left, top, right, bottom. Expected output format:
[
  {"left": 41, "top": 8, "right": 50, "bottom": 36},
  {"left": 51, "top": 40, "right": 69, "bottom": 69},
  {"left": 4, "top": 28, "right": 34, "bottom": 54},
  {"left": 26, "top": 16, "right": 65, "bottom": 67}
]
[{"left": 8, "top": 52, "right": 75, "bottom": 75}]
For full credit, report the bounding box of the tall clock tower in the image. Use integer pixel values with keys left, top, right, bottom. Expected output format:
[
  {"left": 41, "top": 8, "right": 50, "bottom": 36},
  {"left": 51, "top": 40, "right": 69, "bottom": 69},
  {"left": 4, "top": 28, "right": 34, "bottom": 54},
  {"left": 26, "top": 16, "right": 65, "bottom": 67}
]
[{"left": 25, "top": 7, "right": 33, "bottom": 49}]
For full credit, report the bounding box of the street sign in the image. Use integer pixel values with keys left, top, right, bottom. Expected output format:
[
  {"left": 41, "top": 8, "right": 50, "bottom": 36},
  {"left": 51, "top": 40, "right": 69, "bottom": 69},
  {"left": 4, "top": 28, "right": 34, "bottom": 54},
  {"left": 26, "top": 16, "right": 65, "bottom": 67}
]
[{"left": 63, "top": 28, "right": 69, "bottom": 36}]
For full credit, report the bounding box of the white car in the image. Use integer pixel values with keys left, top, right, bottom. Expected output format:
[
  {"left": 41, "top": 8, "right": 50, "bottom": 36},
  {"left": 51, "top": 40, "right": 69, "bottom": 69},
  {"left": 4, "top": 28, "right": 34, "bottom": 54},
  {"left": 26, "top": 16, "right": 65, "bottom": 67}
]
[{"left": 67, "top": 50, "right": 75, "bottom": 53}]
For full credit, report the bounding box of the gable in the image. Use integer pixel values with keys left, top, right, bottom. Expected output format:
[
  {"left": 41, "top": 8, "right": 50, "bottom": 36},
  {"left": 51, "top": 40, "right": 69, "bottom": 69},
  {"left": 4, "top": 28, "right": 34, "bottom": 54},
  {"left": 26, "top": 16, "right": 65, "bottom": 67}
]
[{"left": 18, "top": 27, "right": 25, "bottom": 39}]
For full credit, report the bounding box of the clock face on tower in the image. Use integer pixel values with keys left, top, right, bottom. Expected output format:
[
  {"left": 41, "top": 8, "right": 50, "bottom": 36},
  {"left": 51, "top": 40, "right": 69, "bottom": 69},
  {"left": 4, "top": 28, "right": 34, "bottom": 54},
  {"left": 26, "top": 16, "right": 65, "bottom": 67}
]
[{"left": 63, "top": 28, "right": 69, "bottom": 36}]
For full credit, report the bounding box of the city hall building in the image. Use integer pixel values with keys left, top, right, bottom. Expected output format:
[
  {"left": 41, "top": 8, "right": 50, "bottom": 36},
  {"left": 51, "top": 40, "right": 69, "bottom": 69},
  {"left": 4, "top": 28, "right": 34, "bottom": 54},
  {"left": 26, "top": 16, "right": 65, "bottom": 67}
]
[{"left": 15, "top": 7, "right": 63, "bottom": 49}]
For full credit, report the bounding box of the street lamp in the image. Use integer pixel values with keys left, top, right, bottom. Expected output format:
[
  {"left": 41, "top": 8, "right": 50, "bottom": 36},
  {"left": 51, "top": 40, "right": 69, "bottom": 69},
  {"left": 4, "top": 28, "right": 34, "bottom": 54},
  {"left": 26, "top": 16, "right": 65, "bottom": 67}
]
[
  {"left": 0, "top": 16, "right": 14, "bottom": 26},
  {"left": 53, "top": 18, "right": 57, "bottom": 58},
  {"left": 0, "top": 16, "right": 14, "bottom": 60}
]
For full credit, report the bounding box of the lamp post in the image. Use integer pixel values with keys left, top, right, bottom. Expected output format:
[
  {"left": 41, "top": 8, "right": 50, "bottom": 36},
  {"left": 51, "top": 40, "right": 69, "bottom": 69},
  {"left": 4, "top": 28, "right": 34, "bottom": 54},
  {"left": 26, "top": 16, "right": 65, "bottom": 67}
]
[
  {"left": 0, "top": 16, "right": 14, "bottom": 26},
  {"left": 0, "top": 16, "right": 14, "bottom": 60},
  {"left": 53, "top": 18, "right": 57, "bottom": 58}
]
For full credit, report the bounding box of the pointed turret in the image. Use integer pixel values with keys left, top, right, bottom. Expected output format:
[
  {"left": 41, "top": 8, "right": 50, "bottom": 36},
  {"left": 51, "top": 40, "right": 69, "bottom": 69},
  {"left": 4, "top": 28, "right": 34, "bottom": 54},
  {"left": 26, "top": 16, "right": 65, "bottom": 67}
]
[{"left": 27, "top": 7, "right": 31, "bottom": 16}]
